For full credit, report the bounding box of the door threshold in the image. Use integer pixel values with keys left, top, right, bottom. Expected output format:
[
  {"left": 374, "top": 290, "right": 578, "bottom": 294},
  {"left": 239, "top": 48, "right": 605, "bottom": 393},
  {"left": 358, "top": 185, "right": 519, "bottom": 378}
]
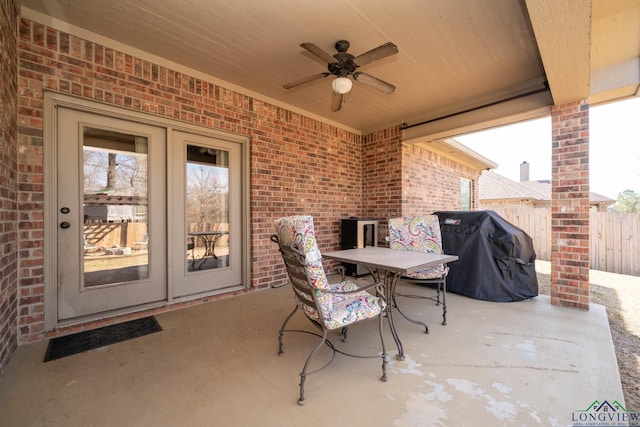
[
  {"left": 171, "top": 284, "right": 246, "bottom": 304},
  {"left": 54, "top": 300, "right": 168, "bottom": 332}
]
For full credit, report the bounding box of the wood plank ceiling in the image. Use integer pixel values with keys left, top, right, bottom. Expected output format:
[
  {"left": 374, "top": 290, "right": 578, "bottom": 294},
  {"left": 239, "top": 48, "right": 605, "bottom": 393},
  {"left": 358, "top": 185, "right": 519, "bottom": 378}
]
[{"left": 18, "top": 0, "right": 640, "bottom": 137}]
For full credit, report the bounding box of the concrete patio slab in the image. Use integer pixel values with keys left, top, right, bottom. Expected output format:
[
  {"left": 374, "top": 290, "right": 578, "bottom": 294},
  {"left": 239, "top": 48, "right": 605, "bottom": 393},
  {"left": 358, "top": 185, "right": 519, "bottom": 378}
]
[{"left": 0, "top": 281, "right": 624, "bottom": 426}]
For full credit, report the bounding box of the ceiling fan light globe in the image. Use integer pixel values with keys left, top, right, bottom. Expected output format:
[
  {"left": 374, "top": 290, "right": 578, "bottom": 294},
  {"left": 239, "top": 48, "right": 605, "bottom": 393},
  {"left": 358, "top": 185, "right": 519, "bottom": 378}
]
[{"left": 331, "top": 77, "right": 352, "bottom": 94}]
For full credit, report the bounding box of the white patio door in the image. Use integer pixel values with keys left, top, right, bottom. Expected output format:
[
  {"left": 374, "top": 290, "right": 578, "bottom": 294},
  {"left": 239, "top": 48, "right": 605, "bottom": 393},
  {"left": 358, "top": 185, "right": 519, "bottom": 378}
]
[
  {"left": 56, "top": 108, "right": 167, "bottom": 320},
  {"left": 170, "top": 131, "right": 242, "bottom": 297}
]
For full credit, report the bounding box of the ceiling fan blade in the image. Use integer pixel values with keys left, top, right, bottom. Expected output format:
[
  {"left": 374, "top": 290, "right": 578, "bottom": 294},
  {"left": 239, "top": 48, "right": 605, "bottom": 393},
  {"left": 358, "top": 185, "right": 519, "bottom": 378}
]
[
  {"left": 283, "top": 72, "right": 329, "bottom": 89},
  {"left": 353, "top": 72, "right": 396, "bottom": 94},
  {"left": 331, "top": 92, "right": 343, "bottom": 112},
  {"left": 354, "top": 42, "right": 399, "bottom": 67},
  {"left": 300, "top": 42, "right": 336, "bottom": 64}
]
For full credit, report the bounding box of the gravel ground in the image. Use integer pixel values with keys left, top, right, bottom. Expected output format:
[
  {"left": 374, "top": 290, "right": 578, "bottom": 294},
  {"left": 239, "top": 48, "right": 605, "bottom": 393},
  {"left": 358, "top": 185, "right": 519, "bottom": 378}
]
[{"left": 535, "top": 261, "right": 640, "bottom": 411}]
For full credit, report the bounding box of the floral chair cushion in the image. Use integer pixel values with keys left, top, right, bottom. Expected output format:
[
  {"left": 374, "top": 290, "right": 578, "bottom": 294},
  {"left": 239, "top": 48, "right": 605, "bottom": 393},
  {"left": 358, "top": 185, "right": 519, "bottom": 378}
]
[
  {"left": 388, "top": 215, "right": 448, "bottom": 280},
  {"left": 274, "top": 215, "right": 329, "bottom": 290},
  {"left": 275, "top": 215, "right": 385, "bottom": 330}
]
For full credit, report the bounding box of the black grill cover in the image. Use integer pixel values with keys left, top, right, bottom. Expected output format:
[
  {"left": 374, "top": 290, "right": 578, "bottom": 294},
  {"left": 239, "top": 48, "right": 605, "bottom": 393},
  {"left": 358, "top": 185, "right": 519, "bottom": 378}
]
[{"left": 434, "top": 210, "right": 538, "bottom": 302}]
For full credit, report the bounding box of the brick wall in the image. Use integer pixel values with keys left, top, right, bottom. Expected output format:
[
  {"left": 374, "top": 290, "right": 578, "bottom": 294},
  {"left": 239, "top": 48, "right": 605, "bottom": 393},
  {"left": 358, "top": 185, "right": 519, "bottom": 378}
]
[
  {"left": 550, "top": 100, "right": 590, "bottom": 309},
  {"left": 362, "top": 126, "right": 403, "bottom": 225},
  {"left": 401, "top": 143, "right": 479, "bottom": 214},
  {"left": 13, "top": 17, "right": 475, "bottom": 344},
  {"left": 16, "top": 18, "right": 365, "bottom": 341},
  {"left": 361, "top": 129, "right": 481, "bottom": 243},
  {"left": 250, "top": 118, "right": 364, "bottom": 287},
  {"left": 0, "top": 0, "right": 18, "bottom": 378}
]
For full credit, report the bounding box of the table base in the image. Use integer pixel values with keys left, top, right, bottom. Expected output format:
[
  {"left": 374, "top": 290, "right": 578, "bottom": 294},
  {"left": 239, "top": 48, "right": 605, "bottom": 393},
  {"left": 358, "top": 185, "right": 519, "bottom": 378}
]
[{"left": 365, "top": 267, "right": 429, "bottom": 361}]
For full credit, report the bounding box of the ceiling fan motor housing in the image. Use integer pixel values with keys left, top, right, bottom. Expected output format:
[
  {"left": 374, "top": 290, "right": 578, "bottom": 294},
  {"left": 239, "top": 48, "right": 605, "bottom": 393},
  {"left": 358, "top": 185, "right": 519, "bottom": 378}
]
[
  {"left": 329, "top": 40, "right": 357, "bottom": 77},
  {"left": 329, "top": 58, "right": 356, "bottom": 76},
  {"left": 335, "top": 40, "right": 350, "bottom": 52}
]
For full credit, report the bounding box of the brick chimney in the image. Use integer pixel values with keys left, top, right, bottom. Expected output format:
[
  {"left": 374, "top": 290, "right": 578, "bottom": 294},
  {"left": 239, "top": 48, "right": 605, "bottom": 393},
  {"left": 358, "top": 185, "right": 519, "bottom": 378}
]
[{"left": 520, "top": 161, "right": 530, "bottom": 181}]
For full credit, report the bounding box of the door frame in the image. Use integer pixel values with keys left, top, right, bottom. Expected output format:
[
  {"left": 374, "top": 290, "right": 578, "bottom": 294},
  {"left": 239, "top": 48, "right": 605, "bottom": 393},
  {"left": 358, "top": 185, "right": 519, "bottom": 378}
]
[
  {"left": 43, "top": 92, "right": 251, "bottom": 330},
  {"left": 56, "top": 109, "right": 168, "bottom": 319},
  {"left": 170, "top": 131, "right": 243, "bottom": 297}
]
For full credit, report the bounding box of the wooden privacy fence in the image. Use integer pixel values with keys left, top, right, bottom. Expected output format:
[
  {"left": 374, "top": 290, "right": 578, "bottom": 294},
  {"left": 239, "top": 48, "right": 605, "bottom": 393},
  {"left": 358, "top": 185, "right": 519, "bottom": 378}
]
[
  {"left": 84, "top": 222, "right": 147, "bottom": 249},
  {"left": 491, "top": 207, "right": 640, "bottom": 277},
  {"left": 590, "top": 211, "right": 640, "bottom": 276}
]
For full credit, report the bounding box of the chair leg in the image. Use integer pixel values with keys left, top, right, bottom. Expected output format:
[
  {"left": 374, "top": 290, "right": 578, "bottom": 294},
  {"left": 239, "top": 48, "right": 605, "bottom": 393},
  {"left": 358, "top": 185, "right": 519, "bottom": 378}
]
[
  {"left": 441, "top": 281, "right": 447, "bottom": 326},
  {"left": 298, "top": 330, "right": 329, "bottom": 406},
  {"left": 278, "top": 306, "right": 298, "bottom": 356},
  {"left": 378, "top": 311, "right": 388, "bottom": 382}
]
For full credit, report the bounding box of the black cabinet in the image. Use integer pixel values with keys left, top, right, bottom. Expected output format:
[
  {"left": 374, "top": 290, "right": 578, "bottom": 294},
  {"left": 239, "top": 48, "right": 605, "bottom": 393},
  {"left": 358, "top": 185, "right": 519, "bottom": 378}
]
[{"left": 340, "top": 218, "right": 378, "bottom": 276}]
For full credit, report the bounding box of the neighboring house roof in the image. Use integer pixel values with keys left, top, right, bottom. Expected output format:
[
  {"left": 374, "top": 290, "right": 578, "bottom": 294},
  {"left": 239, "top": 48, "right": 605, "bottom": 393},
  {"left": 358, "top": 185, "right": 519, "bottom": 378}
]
[
  {"left": 587, "top": 191, "right": 618, "bottom": 204},
  {"left": 478, "top": 171, "right": 547, "bottom": 201},
  {"left": 478, "top": 170, "right": 615, "bottom": 205}
]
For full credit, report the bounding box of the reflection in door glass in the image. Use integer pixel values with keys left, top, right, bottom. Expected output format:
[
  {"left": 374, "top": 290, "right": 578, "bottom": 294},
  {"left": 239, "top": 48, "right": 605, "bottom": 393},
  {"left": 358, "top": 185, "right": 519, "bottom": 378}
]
[
  {"left": 186, "top": 144, "right": 229, "bottom": 272},
  {"left": 82, "top": 127, "right": 149, "bottom": 287}
]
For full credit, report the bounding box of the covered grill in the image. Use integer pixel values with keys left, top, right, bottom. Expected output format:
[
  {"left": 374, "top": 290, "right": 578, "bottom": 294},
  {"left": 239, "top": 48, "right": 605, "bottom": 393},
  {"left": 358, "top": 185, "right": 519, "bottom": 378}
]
[{"left": 434, "top": 211, "right": 538, "bottom": 302}]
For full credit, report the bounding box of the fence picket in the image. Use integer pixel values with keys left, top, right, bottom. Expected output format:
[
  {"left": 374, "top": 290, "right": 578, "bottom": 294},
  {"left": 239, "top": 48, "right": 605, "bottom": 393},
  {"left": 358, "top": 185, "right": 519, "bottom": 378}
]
[{"left": 490, "top": 207, "right": 639, "bottom": 277}]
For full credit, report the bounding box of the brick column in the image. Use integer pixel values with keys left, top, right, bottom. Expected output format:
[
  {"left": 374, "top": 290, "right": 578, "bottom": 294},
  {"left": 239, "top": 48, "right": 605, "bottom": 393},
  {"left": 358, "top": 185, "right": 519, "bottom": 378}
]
[
  {"left": 0, "top": 0, "right": 19, "bottom": 379},
  {"left": 550, "top": 100, "right": 590, "bottom": 309}
]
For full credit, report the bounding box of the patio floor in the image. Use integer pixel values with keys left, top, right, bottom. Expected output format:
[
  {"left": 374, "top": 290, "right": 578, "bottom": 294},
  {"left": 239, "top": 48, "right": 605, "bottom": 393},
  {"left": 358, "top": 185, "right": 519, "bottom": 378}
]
[{"left": 0, "top": 279, "right": 624, "bottom": 426}]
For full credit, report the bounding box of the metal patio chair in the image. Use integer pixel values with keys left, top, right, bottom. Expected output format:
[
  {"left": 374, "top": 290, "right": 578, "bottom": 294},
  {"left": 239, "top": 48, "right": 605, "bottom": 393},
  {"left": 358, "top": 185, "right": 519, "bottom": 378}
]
[
  {"left": 388, "top": 215, "right": 450, "bottom": 326},
  {"left": 272, "top": 215, "right": 388, "bottom": 405},
  {"left": 133, "top": 233, "right": 148, "bottom": 251}
]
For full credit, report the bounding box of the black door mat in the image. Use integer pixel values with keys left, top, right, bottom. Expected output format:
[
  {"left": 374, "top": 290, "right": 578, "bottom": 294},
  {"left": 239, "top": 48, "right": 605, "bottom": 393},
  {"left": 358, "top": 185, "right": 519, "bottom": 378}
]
[{"left": 44, "top": 316, "right": 162, "bottom": 362}]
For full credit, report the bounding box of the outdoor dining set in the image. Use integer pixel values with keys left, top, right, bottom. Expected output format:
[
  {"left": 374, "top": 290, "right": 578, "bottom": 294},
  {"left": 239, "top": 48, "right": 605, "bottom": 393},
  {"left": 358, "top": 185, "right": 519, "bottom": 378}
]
[{"left": 271, "top": 214, "right": 458, "bottom": 405}]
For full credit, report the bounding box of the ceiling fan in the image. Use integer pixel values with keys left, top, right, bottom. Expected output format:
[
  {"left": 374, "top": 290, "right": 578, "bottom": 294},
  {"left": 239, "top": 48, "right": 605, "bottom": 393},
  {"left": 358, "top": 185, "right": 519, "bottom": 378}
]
[{"left": 283, "top": 40, "right": 399, "bottom": 112}]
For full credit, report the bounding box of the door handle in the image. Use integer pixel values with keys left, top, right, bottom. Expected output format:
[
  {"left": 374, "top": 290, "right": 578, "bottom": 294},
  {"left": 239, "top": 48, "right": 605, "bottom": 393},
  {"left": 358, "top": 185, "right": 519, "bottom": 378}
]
[{"left": 60, "top": 221, "right": 70, "bottom": 229}]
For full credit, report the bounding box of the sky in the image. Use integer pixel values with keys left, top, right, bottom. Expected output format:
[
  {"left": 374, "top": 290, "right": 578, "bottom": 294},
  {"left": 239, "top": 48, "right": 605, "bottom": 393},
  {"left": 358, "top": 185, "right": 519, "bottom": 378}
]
[{"left": 455, "top": 96, "right": 640, "bottom": 200}]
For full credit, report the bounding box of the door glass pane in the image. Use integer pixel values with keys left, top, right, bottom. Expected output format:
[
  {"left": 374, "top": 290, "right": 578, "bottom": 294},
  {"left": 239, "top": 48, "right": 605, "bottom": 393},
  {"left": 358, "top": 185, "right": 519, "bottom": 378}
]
[
  {"left": 186, "top": 144, "right": 229, "bottom": 271},
  {"left": 82, "top": 127, "right": 149, "bottom": 287}
]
